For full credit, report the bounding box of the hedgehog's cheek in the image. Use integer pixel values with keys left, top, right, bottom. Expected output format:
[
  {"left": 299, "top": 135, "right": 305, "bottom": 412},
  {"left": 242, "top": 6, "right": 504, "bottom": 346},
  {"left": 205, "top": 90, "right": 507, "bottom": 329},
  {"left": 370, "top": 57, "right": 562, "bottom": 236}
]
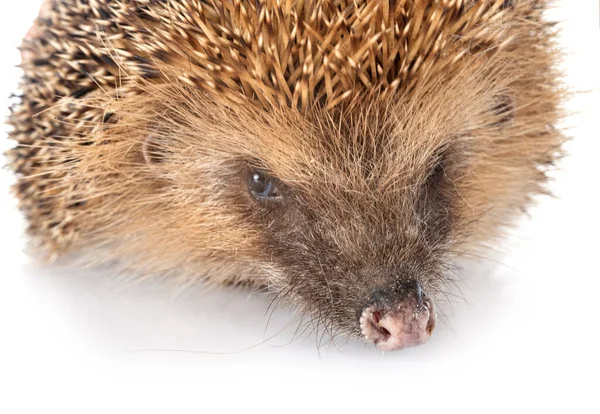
[{"left": 141, "top": 135, "right": 165, "bottom": 165}]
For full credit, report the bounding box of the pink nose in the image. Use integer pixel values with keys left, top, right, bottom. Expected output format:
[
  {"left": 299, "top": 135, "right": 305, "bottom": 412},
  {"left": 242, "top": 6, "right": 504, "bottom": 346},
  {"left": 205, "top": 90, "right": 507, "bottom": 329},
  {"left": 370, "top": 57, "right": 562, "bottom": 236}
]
[{"left": 359, "top": 298, "right": 436, "bottom": 351}]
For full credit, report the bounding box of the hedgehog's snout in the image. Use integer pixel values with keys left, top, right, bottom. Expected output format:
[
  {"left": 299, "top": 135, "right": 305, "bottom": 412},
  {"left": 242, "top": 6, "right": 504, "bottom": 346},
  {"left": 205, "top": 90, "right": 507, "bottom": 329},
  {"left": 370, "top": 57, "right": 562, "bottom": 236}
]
[{"left": 359, "top": 281, "right": 436, "bottom": 351}]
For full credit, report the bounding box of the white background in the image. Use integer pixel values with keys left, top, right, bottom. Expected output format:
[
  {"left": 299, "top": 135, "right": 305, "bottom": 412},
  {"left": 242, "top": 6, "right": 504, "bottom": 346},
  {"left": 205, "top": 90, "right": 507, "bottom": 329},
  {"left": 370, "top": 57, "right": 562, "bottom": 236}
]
[{"left": 1, "top": 1, "right": 599, "bottom": 413}]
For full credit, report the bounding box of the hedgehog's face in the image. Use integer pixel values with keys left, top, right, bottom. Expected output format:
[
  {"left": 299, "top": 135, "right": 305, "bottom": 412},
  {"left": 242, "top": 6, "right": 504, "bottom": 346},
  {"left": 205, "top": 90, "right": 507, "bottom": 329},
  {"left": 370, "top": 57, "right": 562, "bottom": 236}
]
[
  {"left": 223, "top": 103, "right": 465, "bottom": 350},
  {"left": 238, "top": 151, "right": 452, "bottom": 350},
  {"left": 133, "top": 81, "right": 522, "bottom": 351}
]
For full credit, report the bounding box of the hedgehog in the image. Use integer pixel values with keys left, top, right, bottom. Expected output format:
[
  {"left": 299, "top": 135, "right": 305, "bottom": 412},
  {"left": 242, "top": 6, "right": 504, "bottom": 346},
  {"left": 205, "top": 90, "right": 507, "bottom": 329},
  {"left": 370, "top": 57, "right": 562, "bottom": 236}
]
[{"left": 7, "top": 0, "right": 565, "bottom": 351}]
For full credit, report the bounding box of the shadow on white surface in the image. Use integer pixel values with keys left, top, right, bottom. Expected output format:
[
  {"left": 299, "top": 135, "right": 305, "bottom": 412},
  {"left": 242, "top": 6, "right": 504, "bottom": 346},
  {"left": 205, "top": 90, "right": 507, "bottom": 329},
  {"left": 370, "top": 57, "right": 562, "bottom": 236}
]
[{"left": 16, "top": 249, "right": 514, "bottom": 362}]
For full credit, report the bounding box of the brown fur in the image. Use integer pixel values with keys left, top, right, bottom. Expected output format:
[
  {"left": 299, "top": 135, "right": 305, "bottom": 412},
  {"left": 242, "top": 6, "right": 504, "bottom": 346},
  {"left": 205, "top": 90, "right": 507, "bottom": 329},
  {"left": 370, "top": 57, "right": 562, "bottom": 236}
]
[{"left": 7, "top": 0, "right": 565, "bottom": 342}]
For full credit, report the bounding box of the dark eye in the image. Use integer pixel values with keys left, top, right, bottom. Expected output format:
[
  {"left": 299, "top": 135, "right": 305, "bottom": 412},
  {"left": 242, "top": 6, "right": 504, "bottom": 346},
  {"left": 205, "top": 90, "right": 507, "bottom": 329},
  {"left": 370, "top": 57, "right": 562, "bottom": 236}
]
[
  {"left": 428, "top": 160, "right": 445, "bottom": 185},
  {"left": 248, "top": 170, "right": 280, "bottom": 199},
  {"left": 426, "top": 147, "right": 449, "bottom": 187}
]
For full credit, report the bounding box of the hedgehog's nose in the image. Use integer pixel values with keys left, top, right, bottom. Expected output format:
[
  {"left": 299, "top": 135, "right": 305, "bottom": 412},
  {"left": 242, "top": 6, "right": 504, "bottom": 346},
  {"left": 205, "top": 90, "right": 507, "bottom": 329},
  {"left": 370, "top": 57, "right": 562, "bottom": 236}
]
[{"left": 359, "top": 282, "right": 436, "bottom": 351}]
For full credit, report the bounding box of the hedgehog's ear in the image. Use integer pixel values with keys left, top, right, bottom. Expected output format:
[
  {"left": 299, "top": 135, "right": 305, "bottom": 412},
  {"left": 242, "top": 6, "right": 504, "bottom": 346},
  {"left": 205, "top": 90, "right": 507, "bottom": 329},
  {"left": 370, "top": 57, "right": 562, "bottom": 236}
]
[
  {"left": 490, "top": 94, "right": 516, "bottom": 127},
  {"left": 142, "top": 135, "right": 165, "bottom": 165}
]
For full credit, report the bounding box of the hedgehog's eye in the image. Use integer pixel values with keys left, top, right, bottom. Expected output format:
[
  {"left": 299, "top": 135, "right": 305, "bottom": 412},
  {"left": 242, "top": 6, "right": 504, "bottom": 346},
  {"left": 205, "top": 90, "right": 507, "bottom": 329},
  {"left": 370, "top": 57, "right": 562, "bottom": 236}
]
[
  {"left": 428, "top": 160, "right": 445, "bottom": 185},
  {"left": 248, "top": 170, "right": 280, "bottom": 200},
  {"left": 426, "top": 146, "right": 450, "bottom": 187}
]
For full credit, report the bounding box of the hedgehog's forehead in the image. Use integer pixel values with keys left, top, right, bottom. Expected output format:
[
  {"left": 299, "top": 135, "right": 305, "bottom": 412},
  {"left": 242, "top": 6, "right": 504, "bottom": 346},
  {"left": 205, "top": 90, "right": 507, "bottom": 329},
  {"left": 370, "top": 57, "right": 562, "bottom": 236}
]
[{"left": 241, "top": 103, "right": 445, "bottom": 188}]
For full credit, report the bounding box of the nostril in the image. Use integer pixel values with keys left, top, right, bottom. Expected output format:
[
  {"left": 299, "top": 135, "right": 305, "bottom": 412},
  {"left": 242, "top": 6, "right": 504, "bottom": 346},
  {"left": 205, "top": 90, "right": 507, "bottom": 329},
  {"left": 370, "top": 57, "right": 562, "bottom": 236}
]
[
  {"left": 424, "top": 299, "right": 436, "bottom": 335},
  {"left": 360, "top": 307, "right": 392, "bottom": 344},
  {"left": 377, "top": 325, "right": 391, "bottom": 338},
  {"left": 426, "top": 315, "right": 436, "bottom": 336},
  {"left": 372, "top": 310, "right": 381, "bottom": 325},
  {"left": 369, "top": 310, "right": 392, "bottom": 338}
]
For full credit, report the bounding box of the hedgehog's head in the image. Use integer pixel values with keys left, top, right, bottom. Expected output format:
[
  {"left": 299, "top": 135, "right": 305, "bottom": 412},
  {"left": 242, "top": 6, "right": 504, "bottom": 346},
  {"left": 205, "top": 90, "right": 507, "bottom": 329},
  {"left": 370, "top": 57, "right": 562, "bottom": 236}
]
[
  {"left": 97, "top": 70, "right": 532, "bottom": 351},
  {"left": 62, "top": 1, "right": 560, "bottom": 351}
]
